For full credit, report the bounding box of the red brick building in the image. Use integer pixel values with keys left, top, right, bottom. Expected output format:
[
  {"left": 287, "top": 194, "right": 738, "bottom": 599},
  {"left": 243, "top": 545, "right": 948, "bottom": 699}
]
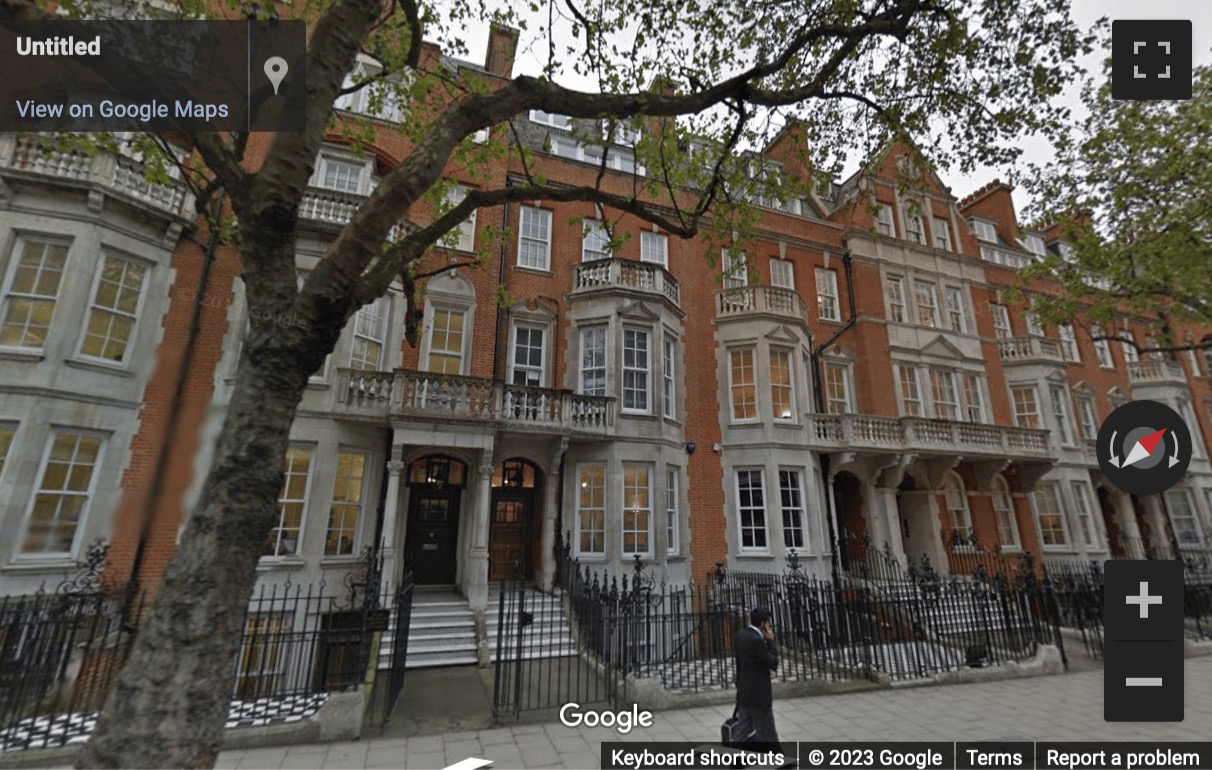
[{"left": 2, "top": 29, "right": 1210, "bottom": 648}]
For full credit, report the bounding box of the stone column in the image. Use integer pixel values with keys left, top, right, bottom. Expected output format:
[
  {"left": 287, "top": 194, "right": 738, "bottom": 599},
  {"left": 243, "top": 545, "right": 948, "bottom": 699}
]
[
  {"left": 537, "top": 470, "right": 560, "bottom": 590},
  {"left": 1143, "top": 495, "right": 1174, "bottom": 559},
  {"left": 876, "top": 486, "right": 908, "bottom": 569},
  {"left": 466, "top": 459, "right": 493, "bottom": 610},
  {"left": 380, "top": 458, "right": 405, "bottom": 591}
]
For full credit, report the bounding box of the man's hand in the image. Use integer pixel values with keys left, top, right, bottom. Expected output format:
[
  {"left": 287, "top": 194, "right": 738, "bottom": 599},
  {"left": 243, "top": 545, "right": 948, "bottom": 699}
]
[{"left": 762, "top": 622, "right": 774, "bottom": 641}]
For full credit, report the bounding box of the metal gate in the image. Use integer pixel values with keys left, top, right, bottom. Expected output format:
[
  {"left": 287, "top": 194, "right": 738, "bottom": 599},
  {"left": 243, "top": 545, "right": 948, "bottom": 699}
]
[
  {"left": 491, "top": 579, "right": 618, "bottom": 721},
  {"left": 367, "top": 571, "right": 415, "bottom": 726}
]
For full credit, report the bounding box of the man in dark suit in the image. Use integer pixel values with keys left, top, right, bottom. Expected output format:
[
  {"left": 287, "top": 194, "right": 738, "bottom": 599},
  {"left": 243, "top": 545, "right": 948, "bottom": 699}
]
[{"left": 733, "top": 607, "right": 781, "bottom": 750}]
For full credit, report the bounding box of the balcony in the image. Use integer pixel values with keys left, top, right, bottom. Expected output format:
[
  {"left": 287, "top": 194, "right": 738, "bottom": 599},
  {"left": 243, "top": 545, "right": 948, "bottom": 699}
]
[
  {"left": 0, "top": 134, "right": 193, "bottom": 219},
  {"left": 334, "top": 369, "right": 615, "bottom": 435},
  {"left": 1128, "top": 360, "right": 1187, "bottom": 385},
  {"left": 997, "top": 336, "right": 1064, "bottom": 365},
  {"left": 715, "top": 285, "right": 808, "bottom": 325},
  {"left": 571, "top": 258, "right": 680, "bottom": 308},
  {"left": 807, "top": 413, "right": 1053, "bottom": 460},
  {"left": 299, "top": 187, "right": 411, "bottom": 242}
]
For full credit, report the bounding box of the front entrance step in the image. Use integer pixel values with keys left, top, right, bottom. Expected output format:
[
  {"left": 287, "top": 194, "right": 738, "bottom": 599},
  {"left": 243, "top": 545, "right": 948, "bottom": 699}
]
[
  {"left": 387, "top": 586, "right": 479, "bottom": 669},
  {"left": 484, "top": 587, "right": 576, "bottom": 662}
]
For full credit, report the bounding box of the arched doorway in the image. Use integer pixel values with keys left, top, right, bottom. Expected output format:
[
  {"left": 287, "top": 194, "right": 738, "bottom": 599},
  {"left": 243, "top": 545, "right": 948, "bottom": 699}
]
[
  {"left": 403, "top": 456, "right": 467, "bottom": 585},
  {"left": 489, "top": 459, "right": 544, "bottom": 582},
  {"left": 834, "top": 472, "right": 866, "bottom": 568}
]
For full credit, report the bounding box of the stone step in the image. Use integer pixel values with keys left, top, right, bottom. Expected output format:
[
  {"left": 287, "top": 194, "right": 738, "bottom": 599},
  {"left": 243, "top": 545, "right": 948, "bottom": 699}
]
[{"left": 404, "top": 649, "right": 480, "bottom": 668}]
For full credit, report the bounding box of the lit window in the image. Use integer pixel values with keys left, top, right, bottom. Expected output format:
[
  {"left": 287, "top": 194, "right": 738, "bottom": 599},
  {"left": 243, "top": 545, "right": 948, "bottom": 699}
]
[
  {"left": 913, "top": 282, "right": 938, "bottom": 328},
  {"left": 729, "top": 348, "right": 757, "bottom": 421},
  {"left": 518, "top": 206, "right": 552, "bottom": 270},
  {"left": 1, "top": 236, "right": 69, "bottom": 350},
  {"left": 80, "top": 254, "right": 147, "bottom": 363},
  {"left": 736, "top": 469, "right": 768, "bottom": 551},
  {"left": 622, "top": 464, "right": 651, "bottom": 555},
  {"left": 266, "top": 446, "right": 313, "bottom": 557},
  {"left": 1032, "top": 482, "right": 1069, "bottom": 547},
  {"left": 577, "top": 464, "right": 605, "bottom": 554},
  {"left": 22, "top": 431, "right": 105, "bottom": 555},
  {"left": 992, "top": 476, "right": 1020, "bottom": 549},
  {"left": 325, "top": 451, "right": 367, "bottom": 556},
  {"left": 770, "top": 348, "right": 795, "bottom": 421},
  {"left": 640, "top": 231, "right": 668, "bottom": 268},
  {"left": 886, "top": 276, "right": 906, "bottom": 323},
  {"left": 932, "top": 217, "right": 952, "bottom": 251},
  {"left": 770, "top": 258, "right": 795, "bottom": 289},
  {"left": 824, "top": 362, "right": 852, "bottom": 414},
  {"left": 579, "top": 327, "right": 606, "bottom": 396},
  {"left": 622, "top": 328, "right": 650, "bottom": 413},
  {"left": 816, "top": 268, "right": 839, "bottom": 322},
  {"left": 896, "top": 365, "right": 922, "bottom": 416},
  {"left": 0, "top": 424, "right": 13, "bottom": 479},
  {"left": 349, "top": 297, "right": 387, "bottom": 370},
  {"left": 426, "top": 308, "right": 466, "bottom": 374},
  {"left": 779, "top": 469, "right": 806, "bottom": 550},
  {"left": 582, "top": 220, "right": 611, "bottom": 262},
  {"left": 929, "top": 369, "right": 959, "bottom": 420},
  {"left": 1012, "top": 386, "right": 1041, "bottom": 429}
]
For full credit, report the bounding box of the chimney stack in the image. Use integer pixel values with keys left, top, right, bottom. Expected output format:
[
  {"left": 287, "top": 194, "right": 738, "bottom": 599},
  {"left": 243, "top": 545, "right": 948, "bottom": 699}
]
[{"left": 485, "top": 24, "right": 519, "bottom": 78}]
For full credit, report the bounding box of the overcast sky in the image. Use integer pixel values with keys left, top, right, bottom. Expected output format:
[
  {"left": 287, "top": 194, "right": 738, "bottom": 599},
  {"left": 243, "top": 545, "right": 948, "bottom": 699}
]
[{"left": 460, "top": 0, "right": 1211, "bottom": 217}]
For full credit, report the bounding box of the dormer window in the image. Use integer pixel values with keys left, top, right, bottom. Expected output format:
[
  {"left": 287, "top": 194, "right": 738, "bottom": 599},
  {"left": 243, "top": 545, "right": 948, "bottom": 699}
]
[
  {"left": 970, "top": 219, "right": 998, "bottom": 244},
  {"left": 313, "top": 153, "right": 374, "bottom": 195},
  {"left": 530, "top": 109, "right": 571, "bottom": 129},
  {"left": 1022, "top": 234, "right": 1047, "bottom": 259}
]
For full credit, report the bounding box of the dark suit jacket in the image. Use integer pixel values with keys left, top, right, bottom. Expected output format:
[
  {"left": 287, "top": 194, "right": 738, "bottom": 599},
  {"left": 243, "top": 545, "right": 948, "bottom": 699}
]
[{"left": 733, "top": 625, "right": 778, "bottom": 706}]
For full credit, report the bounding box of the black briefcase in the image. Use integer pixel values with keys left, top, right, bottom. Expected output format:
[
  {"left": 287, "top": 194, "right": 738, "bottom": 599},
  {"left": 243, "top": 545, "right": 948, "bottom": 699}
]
[{"left": 720, "top": 707, "right": 755, "bottom": 747}]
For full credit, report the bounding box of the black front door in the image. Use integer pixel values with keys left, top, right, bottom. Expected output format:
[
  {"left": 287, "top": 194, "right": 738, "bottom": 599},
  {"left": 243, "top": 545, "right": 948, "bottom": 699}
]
[{"left": 405, "top": 489, "right": 461, "bottom": 585}]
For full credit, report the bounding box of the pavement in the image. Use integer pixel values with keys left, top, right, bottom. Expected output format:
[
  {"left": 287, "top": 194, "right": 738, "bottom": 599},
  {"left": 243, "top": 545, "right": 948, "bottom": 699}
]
[{"left": 211, "top": 656, "right": 1212, "bottom": 770}]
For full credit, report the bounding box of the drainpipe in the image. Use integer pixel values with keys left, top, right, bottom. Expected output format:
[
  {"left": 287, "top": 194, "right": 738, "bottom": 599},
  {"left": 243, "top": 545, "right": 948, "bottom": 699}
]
[
  {"left": 493, "top": 179, "right": 513, "bottom": 380},
  {"left": 809, "top": 243, "right": 855, "bottom": 586},
  {"left": 124, "top": 196, "right": 224, "bottom": 615}
]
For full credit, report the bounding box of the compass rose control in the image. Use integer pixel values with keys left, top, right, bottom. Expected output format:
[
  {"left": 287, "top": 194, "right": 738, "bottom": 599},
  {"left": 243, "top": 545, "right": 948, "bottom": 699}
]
[{"left": 1096, "top": 400, "right": 1191, "bottom": 496}]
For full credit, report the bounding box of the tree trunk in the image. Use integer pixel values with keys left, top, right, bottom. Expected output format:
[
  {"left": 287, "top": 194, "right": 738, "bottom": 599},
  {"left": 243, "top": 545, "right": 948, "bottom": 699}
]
[{"left": 77, "top": 323, "right": 314, "bottom": 769}]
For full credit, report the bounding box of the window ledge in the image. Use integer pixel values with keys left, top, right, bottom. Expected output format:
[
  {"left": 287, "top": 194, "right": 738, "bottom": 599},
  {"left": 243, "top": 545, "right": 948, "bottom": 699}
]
[
  {"left": 3, "top": 558, "right": 78, "bottom": 573},
  {"left": 0, "top": 349, "right": 46, "bottom": 363},
  {"left": 773, "top": 420, "right": 802, "bottom": 429},
  {"left": 513, "top": 265, "right": 555, "bottom": 277},
  {"left": 257, "top": 557, "right": 306, "bottom": 570},
  {"left": 65, "top": 358, "right": 135, "bottom": 377},
  {"left": 306, "top": 380, "right": 331, "bottom": 390},
  {"left": 621, "top": 412, "right": 658, "bottom": 421},
  {"left": 736, "top": 552, "right": 775, "bottom": 560},
  {"left": 573, "top": 554, "right": 607, "bottom": 563},
  {"left": 728, "top": 420, "right": 763, "bottom": 429},
  {"left": 320, "top": 556, "right": 364, "bottom": 567}
]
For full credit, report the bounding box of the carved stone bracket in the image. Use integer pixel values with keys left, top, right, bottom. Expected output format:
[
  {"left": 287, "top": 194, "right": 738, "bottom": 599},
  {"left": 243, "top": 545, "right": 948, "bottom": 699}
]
[
  {"left": 1014, "top": 460, "right": 1056, "bottom": 492},
  {"left": 875, "top": 453, "right": 917, "bottom": 489},
  {"left": 972, "top": 458, "right": 1012, "bottom": 490}
]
